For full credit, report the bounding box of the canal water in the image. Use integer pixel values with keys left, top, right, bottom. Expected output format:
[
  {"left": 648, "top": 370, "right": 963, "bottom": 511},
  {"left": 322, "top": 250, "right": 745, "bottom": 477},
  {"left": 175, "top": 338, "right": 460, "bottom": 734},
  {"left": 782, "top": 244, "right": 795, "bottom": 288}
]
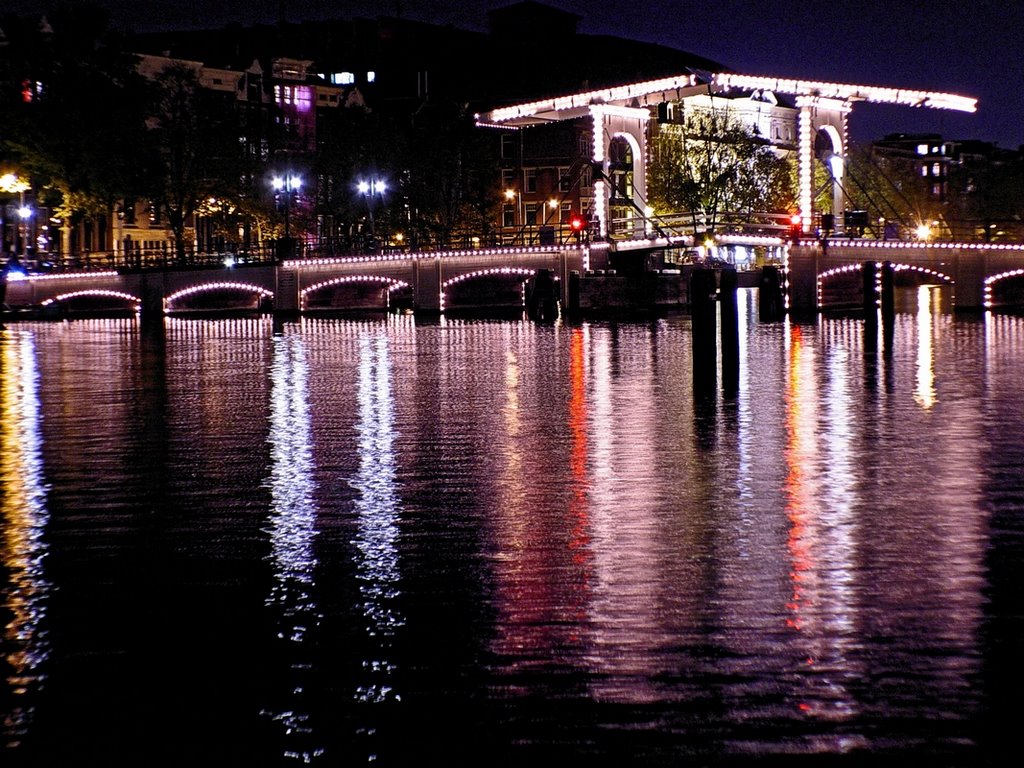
[{"left": 1, "top": 288, "right": 1021, "bottom": 765}]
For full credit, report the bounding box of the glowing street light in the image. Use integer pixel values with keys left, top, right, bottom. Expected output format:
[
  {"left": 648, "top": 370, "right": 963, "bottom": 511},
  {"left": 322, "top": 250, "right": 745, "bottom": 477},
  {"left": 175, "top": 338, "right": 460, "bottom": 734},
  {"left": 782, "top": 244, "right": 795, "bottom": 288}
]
[
  {"left": 0, "top": 173, "right": 30, "bottom": 195},
  {"left": 357, "top": 178, "right": 387, "bottom": 241},
  {"left": 1, "top": 173, "right": 31, "bottom": 258},
  {"left": 271, "top": 173, "right": 302, "bottom": 256}
]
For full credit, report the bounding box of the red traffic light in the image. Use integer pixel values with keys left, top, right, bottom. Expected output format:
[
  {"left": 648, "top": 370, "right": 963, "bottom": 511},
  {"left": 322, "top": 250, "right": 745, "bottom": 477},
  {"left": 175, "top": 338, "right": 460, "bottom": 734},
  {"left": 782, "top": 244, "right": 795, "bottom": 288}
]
[
  {"left": 569, "top": 214, "right": 585, "bottom": 232},
  {"left": 789, "top": 213, "right": 802, "bottom": 227}
]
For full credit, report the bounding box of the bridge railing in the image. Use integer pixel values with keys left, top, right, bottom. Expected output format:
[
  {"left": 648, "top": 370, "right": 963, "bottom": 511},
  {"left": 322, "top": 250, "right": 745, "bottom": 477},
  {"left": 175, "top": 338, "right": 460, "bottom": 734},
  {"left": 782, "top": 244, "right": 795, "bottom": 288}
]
[
  {"left": 16, "top": 244, "right": 281, "bottom": 275},
  {"left": 608, "top": 211, "right": 794, "bottom": 241}
]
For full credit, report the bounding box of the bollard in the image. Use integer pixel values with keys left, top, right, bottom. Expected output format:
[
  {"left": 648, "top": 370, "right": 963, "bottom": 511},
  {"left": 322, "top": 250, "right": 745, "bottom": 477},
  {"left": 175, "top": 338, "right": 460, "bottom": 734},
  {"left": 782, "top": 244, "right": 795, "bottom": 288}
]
[{"left": 720, "top": 267, "right": 739, "bottom": 395}]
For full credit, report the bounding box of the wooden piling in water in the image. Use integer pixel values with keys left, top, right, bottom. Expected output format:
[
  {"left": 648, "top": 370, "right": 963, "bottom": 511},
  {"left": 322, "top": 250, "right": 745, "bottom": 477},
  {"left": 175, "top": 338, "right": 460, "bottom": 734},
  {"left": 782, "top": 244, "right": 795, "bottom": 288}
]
[
  {"left": 720, "top": 267, "right": 739, "bottom": 395},
  {"left": 691, "top": 268, "right": 717, "bottom": 394}
]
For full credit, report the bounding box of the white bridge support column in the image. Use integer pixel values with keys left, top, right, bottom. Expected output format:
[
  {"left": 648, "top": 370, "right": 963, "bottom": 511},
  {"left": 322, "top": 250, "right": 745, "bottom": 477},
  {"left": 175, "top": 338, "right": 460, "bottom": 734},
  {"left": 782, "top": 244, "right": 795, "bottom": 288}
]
[{"left": 591, "top": 104, "right": 650, "bottom": 240}]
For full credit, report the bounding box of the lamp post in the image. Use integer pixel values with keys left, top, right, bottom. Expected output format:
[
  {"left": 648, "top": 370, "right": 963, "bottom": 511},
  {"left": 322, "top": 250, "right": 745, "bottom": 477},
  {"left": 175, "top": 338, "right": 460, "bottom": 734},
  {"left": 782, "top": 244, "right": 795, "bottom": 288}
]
[
  {"left": 271, "top": 172, "right": 302, "bottom": 257},
  {"left": 357, "top": 178, "right": 387, "bottom": 243},
  {"left": 1, "top": 172, "right": 30, "bottom": 259},
  {"left": 18, "top": 205, "right": 32, "bottom": 261}
]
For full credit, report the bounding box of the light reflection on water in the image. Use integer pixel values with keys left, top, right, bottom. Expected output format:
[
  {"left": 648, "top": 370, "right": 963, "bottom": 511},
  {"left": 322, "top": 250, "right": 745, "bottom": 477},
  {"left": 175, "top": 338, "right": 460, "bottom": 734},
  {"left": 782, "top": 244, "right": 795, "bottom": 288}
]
[
  {"left": 0, "top": 330, "right": 50, "bottom": 749},
  {"left": 263, "top": 332, "right": 324, "bottom": 763},
  {"left": 1, "top": 286, "right": 1020, "bottom": 764},
  {"left": 351, "top": 330, "right": 404, "bottom": 708}
]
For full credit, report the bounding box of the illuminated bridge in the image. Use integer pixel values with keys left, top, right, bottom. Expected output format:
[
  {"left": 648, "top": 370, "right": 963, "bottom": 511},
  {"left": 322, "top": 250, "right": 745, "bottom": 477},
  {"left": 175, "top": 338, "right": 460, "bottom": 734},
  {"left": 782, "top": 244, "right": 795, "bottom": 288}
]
[
  {"left": 2, "top": 246, "right": 585, "bottom": 318},
  {"left": 6, "top": 235, "right": 1024, "bottom": 319},
  {"left": 788, "top": 240, "right": 1024, "bottom": 313}
]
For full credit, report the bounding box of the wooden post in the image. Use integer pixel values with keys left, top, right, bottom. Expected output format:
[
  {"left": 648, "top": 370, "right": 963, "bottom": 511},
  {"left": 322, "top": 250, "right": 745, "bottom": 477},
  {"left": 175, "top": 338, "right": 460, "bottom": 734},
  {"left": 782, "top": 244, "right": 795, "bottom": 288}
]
[
  {"left": 720, "top": 267, "right": 739, "bottom": 395},
  {"left": 691, "top": 268, "right": 717, "bottom": 395},
  {"left": 758, "top": 264, "right": 784, "bottom": 322}
]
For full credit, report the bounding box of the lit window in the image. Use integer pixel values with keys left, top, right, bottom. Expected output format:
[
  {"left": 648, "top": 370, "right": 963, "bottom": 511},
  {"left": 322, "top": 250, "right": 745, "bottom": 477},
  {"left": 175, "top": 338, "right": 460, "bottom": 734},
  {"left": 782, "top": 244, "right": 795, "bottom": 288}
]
[
  {"left": 917, "top": 144, "right": 929, "bottom": 155},
  {"left": 921, "top": 166, "right": 929, "bottom": 177},
  {"left": 331, "top": 72, "right": 355, "bottom": 85},
  {"left": 367, "top": 71, "right": 376, "bottom": 83},
  {"left": 503, "top": 205, "right": 515, "bottom": 227},
  {"left": 932, "top": 162, "right": 941, "bottom": 175}
]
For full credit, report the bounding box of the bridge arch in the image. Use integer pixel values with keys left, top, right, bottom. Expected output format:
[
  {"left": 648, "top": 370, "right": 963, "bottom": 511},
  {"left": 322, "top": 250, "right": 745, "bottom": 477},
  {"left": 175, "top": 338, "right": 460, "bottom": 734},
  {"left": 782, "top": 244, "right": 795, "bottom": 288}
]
[
  {"left": 41, "top": 289, "right": 142, "bottom": 313},
  {"left": 440, "top": 267, "right": 537, "bottom": 313},
  {"left": 301, "top": 275, "right": 411, "bottom": 311},
  {"left": 816, "top": 261, "right": 954, "bottom": 310},
  {"left": 984, "top": 269, "right": 1024, "bottom": 308},
  {"left": 164, "top": 281, "right": 274, "bottom": 313}
]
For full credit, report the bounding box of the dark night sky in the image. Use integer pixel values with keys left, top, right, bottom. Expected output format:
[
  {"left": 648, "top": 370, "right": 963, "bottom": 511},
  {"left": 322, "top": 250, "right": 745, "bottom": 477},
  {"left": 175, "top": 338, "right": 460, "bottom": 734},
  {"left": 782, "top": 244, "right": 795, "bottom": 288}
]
[{"left": 6, "top": 0, "right": 1023, "bottom": 148}]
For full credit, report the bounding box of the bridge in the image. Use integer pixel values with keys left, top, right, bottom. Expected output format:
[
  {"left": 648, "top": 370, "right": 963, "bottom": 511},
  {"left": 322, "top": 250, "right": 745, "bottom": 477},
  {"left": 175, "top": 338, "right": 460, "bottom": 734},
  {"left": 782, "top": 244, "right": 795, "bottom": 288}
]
[
  {"left": 789, "top": 239, "right": 1024, "bottom": 313},
  {"left": 1, "top": 245, "right": 585, "bottom": 319},
  {"left": 5, "top": 234, "right": 1024, "bottom": 320}
]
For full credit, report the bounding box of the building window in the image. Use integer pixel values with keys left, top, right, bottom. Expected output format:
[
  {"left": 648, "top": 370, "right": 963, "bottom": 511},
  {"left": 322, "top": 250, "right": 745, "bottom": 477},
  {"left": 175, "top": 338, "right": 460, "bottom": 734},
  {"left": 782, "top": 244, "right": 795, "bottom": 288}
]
[
  {"left": 503, "top": 205, "right": 515, "bottom": 228},
  {"left": 560, "top": 203, "right": 572, "bottom": 223},
  {"left": 581, "top": 166, "right": 592, "bottom": 191},
  {"left": 917, "top": 144, "right": 929, "bottom": 155},
  {"left": 921, "top": 165, "right": 929, "bottom": 177},
  {"left": 525, "top": 204, "right": 538, "bottom": 225},
  {"left": 367, "top": 71, "right": 376, "bottom": 83},
  {"left": 330, "top": 72, "right": 355, "bottom": 85},
  {"left": 501, "top": 133, "right": 517, "bottom": 160},
  {"left": 525, "top": 169, "right": 537, "bottom": 193},
  {"left": 275, "top": 84, "right": 313, "bottom": 111},
  {"left": 149, "top": 201, "right": 161, "bottom": 225},
  {"left": 932, "top": 162, "right": 941, "bottom": 176},
  {"left": 501, "top": 168, "right": 515, "bottom": 189},
  {"left": 558, "top": 167, "right": 571, "bottom": 193}
]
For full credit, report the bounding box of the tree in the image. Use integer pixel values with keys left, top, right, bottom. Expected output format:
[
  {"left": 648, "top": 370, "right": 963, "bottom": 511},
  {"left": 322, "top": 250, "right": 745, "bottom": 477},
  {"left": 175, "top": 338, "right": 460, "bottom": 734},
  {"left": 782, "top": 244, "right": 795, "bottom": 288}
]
[
  {"left": 0, "top": 6, "right": 153, "bottom": 242},
  {"left": 648, "top": 105, "right": 795, "bottom": 234},
  {"left": 842, "top": 143, "right": 946, "bottom": 238},
  {"left": 945, "top": 149, "right": 1024, "bottom": 241},
  {"left": 398, "top": 102, "right": 500, "bottom": 249},
  {"left": 147, "top": 62, "right": 245, "bottom": 262}
]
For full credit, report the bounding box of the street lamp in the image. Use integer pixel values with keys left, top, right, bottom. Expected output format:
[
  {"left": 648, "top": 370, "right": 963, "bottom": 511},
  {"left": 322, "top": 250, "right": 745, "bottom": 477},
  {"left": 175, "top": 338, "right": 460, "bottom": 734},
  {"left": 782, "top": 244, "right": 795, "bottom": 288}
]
[
  {"left": 1, "top": 172, "right": 31, "bottom": 258},
  {"left": 357, "top": 178, "right": 387, "bottom": 241},
  {"left": 18, "top": 205, "right": 32, "bottom": 260},
  {"left": 547, "top": 197, "right": 559, "bottom": 225},
  {"left": 271, "top": 173, "right": 302, "bottom": 243}
]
